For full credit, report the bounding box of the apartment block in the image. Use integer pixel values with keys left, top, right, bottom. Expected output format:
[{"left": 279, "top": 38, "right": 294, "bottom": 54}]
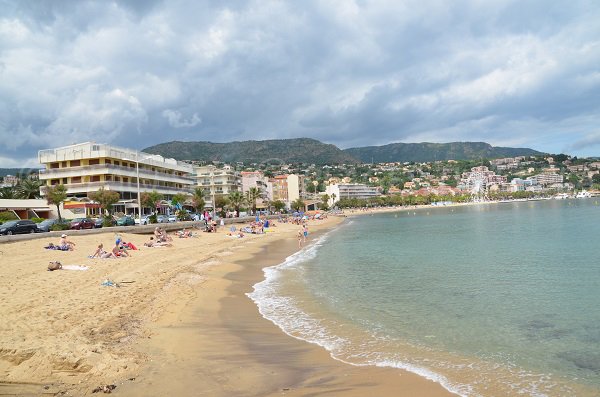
[
  {"left": 38, "top": 142, "right": 195, "bottom": 213},
  {"left": 326, "top": 183, "right": 379, "bottom": 205},
  {"left": 193, "top": 165, "right": 241, "bottom": 208}
]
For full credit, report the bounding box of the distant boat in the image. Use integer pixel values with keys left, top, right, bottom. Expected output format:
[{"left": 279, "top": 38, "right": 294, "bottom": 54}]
[
  {"left": 554, "top": 193, "right": 570, "bottom": 200},
  {"left": 575, "top": 190, "right": 592, "bottom": 199}
]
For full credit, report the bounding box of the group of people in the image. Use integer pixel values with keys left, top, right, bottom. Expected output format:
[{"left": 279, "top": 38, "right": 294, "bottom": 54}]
[{"left": 90, "top": 237, "right": 137, "bottom": 259}]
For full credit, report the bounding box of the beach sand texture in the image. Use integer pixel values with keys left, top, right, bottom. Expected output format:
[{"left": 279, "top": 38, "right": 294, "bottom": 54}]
[{"left": 0, "top": 216, "right": 454, "bottom": 396}]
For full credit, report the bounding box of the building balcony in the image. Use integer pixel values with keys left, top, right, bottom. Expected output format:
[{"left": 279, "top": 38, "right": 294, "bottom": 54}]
[
  {"left": 39, "top": 164, "right": 195, "bottom": 185},
  {"left": 48, "top": 181, "right": 193, "bottom": 196}
]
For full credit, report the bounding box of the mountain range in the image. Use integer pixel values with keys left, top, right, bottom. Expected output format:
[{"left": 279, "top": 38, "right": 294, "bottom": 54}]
[{"left": 143, "top": 139, "right": 544, "bottom": 164}]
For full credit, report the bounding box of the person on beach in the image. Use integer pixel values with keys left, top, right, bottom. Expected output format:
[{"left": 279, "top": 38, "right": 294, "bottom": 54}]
[
  {"left": 59, "top": 234, "right": 75, "bottom": 251},
  {"left": 90, "top": 243, "right": 116, "bottom": 259},
  {"left": 303, "top": 225, "right": 308, "bottom": 243},
  {"left": 144, "top": 237, "right": 172, "bottom": 247},
  {"left": 297, "top": 229, "right": 303, "bottom": 248},
  {"left": 112, "top": 241, "right": 130, "bottom": 257}
]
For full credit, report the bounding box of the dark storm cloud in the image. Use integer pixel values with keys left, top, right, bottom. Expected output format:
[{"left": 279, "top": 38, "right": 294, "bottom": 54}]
[{"left": 1, "top": 0, "right": 599, "bottom": 166}]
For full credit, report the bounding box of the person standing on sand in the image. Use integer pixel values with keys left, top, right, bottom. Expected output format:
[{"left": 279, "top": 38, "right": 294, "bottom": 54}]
[
  {"left": 303, "top": 225, "right": 308, "bottom": 243},
  {"left": 297, "top": 229, "right": 303, "bottom": 248}
]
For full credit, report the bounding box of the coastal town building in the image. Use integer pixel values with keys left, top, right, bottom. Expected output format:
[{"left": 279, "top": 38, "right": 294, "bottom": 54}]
[
  {"left": 531, "top": 173, "right": 563, "bottom": 186},
  {"left": 240, "top": 171, "right": 269, "bottom": 199},
  {"left": 38, "top": 142, "right": 195, "bottom": 215},
  {"left": 193, "top": 165, "right": 242, "bottom": 209},
  {"left": 326, "top": 183, "right": 379, "bottom": 205},
  {"left": 267, "top": 174, "right": 305, "bottom": 208}
]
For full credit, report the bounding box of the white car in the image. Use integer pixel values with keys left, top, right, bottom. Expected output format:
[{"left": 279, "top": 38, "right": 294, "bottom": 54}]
[{"left": 168, "top": 215, "right": 177, "bottom": 223}]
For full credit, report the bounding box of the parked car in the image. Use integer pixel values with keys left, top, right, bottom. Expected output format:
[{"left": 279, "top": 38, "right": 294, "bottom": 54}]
[
  {"left": 168, "top": 214, "right": 177, "bottom": 223},
  {"left": 156, "top": 215, "right": 168, "bottom": 223},
  {"left": 116, "top": 216, "right": 135, "bottom": 226},
  {"left": 136, "top": 215, "right": 151, "bottom": 225},
  {"left": 0, "top": 219, "right": 39, "bottom": 235},
  {"left": 70, "top": 218, "right": 95, "bottom": 230},
  {"left": 94, "top": 217, "right": 115, "bottom": 228},
  {"left": 37, "top": 218, "right": 59, "bottom": 232}
]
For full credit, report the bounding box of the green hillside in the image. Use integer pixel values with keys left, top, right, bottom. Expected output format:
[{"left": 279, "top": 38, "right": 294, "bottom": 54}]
[
  {"left": 343, "top": 142, "right": 544, "bottom": 163},
  {"left": 143, "top": 138, "right": 359, "bottom": 164}
]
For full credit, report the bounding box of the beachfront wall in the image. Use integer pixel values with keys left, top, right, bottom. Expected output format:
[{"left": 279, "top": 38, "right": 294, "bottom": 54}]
[{"left": 38, "top": 142, "right": 195, "bottom": 206}]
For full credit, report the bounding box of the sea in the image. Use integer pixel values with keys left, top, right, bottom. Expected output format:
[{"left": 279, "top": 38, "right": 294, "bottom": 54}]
[{"left": 248, "top": 198, "right": 600, "bottom": 397}]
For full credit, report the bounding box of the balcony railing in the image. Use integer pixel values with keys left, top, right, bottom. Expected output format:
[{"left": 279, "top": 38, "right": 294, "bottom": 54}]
[
  {"left": 58, "top": 181, "right": 193, "bottom": 195},
  {"left": 39, "top": 164, "right": 195, "bottom": 184}
]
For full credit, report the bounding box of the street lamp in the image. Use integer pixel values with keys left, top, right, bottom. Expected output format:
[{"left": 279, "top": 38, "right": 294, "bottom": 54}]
[
  {"left": 211, "top": 167, "right": 216, "bottom": 219},
  {"left": 136, "top": 151, "right": 142, "bottom": 222}
]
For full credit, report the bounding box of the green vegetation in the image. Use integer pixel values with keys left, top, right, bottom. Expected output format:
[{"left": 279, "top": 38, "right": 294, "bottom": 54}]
[
  {"left": 344, "top": 142, "right": 543, "bottom": 164},
  {"left": 143, "top": 138, "right": 359, "bottom": 164},
  {"left": 88, "top": 188, "right": 120, "bottom": 217},
  {"left": 43, "top": 184, "right": 67, "bottom": 222}
]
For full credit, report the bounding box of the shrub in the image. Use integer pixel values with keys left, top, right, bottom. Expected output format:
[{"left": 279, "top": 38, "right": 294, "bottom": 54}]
[
  {"left": 0, "top": 211, "right": 18, "bottom": 224},
  {"left": 149, "top": 214, "right": 157, "bottom": 224},
  {"left": 103, "top": 218, "right": 116, "bottom": 227},
  {"left": 50, "top": 222, "right": 71, "bottom": 231},
  {"left": 31, "top": 217, "right": 45, "bottom": 223}
]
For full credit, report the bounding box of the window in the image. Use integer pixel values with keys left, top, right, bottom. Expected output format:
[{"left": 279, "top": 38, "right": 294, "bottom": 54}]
[
  {"left": 50, "top": 163, "right": 59, "bottom": 169},
  {"left": 114, "top": 161, "right": 120, "bottom": 166},
  {"left": 91, "top": 176, "right": 100, "bottom": 182},
  {"left": 92, "top": 145, "right": 100, "bottom": 151},
  {"left": 71, "top": 176, "right": 81, "bottom": 183},
  {"left": 71, "top": 160, "right": 80, "bottom": 167},
  {"left": 88, "top": 159, "right": 99, "bottom": 166},
  {"left": 105, "top": 159, "right": 111, "bottom": 164}
]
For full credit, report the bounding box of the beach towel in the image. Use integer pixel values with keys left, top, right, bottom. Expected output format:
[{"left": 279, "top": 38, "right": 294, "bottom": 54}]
[{"left": 62, "top": 265, "right": 88, "bottom": 271}]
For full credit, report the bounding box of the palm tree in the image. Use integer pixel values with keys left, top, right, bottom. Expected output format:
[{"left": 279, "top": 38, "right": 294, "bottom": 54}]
[
  {"left": 227, "top": 191, "right": 245, "bottom": 216},
  {"left": 245, "top": 187, "right": 261, "bottom": 214},
  {"left": 192, "top": 187, "right": 205, "bottom": 213},
  {"left": 16, "top": 177, "right": 42, "bottom": 199},
  {"left": 0, "top": 186, "right": 17, "bottom": 199},
  {"left": 330, "top": 193, "right": 337, "bottom": 208},
  {"left": 43, "top": 184, "right": 67, "bottom": 222}
]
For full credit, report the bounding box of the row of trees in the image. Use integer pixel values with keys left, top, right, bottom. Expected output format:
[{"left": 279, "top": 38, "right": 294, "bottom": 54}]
[
  {"left": 0, "top": 177, "right": 42, "bottom": 199},
  {"left": 333, "top": 191, "right": 548, "bottom": 209}
]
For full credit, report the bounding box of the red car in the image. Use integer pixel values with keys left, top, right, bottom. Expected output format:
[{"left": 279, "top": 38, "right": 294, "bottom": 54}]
[{"left": 70, "top": 218, "right": 95, "bottom": 230}]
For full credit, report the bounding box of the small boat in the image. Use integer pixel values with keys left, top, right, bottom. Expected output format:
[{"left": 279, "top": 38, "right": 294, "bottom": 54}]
[
  {"left": 554, "top": 193, "right": 570, "bottom": 200},
  {"left": 576, "top": 190, "right": 592, "bottom": 199}
]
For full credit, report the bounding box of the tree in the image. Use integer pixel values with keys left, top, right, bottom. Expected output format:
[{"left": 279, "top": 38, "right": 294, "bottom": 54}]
[
  {"left": 191, "top": 187, "right": 206, "bottom": 213},
  {"left": 16, "top": 177, "right": 42, "bottom": 199},
  {"left": 170, "top": 192, "right": 189, "bottom": 210},
  {"left": 43, "top": 184, "right": 67, "bottom": 222},
  {"left": 227, "top": 191, "right": 245, "bottom": 216},
  {"left": 0, "top": 186, "right": 17, "bottom": 199},
  {"left": 319, "top": 194, "right": 330, "bottom": 210},
  {"left": 88, "top": 188, "right": 120, "bottom": 216},
  {"left": 272, "top": 200, "right": 286, "bottom": 213},
  {"left": 291, "top": 198, "right": 305, "bottom": 211},
  {"left": 330, "top": 193, "right": 337, "bottom": 207},
  {"left": 141, "top": 191, "right": 163, "bottom": 211},
  {"left": 592, "top": 173, "right": 600, "bottom": 184},
  {"left": 245, "top": 187, "right": 261, "bottom": 214}
]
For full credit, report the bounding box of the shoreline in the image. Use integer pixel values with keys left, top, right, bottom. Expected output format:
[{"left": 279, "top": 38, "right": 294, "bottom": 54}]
[
  {"left": 0, "top": 215, "right": 454, "bottom": 396},
  {"left": 116, "top": 216, "right": 456, "bottom": 397}
]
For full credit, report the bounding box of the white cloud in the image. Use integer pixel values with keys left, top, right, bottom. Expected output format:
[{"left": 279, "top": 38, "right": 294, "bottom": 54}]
[
  {"left": 162, "top": 109, "right": 202, "bottom": 128},
  {"left": 0, "top": 0, "right": 599, "bottom": 165}
]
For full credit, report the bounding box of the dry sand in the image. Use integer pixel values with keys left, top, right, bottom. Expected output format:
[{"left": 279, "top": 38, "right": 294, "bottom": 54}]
[{"left": 0, "top": 217, "right": 455, "bottom": 396}]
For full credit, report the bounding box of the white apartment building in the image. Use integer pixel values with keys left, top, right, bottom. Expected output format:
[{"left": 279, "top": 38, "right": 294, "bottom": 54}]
[
  {"left": 326, "top": 183, "right": 379, "bottom": 205},
  {"left": 532, "top": 173, "right": 564, "bottom": 186},
  {"left": 193, "top": 165, "right": 242, "bottom": 208},
  {"left": 38, "top": 142, "right": 195, "bottom": 215}
]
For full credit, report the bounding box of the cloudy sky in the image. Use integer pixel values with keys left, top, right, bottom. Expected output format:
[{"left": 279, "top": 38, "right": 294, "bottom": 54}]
[{"left": 1, "top": 0, "right": 599, "bottom": 167}]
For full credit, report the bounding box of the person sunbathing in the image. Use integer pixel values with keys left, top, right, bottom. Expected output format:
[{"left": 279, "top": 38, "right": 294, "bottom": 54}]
[
  {"left": 59, "top": 234, "right": 75, "bottom": 251},
  {"left": 112, "top": 242, "right": 130, "bottom": 257},
  {"left": 91, "top": 243, "right": 116, "bottom": 259},
  {"left": 144, "top": 237, "right": 172, "bottom": 247}
]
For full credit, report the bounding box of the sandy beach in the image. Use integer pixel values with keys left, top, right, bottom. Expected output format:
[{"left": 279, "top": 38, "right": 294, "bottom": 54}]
[{"left": 0, "top": 216, "right": 455, "bottom": 396}]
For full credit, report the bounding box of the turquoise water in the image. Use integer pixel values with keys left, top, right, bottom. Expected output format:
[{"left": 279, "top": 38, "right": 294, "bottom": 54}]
[{"left": 249, "top": 199, "right": 600, "bottom": 397}]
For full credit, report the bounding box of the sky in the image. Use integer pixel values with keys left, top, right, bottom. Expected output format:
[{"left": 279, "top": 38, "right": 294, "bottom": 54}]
[{"left": 1, "top": 0, "right": 599, "bottom": 167}]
